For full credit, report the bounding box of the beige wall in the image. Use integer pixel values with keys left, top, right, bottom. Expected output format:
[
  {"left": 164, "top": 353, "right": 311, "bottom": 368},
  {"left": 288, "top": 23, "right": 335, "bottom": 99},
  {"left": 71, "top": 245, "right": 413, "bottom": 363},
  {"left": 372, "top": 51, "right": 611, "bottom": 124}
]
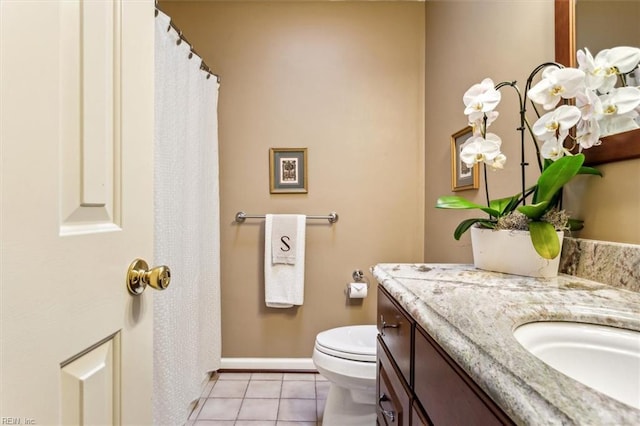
[{"left": 160, "top": 1, "right": 425, "bottom": 357}]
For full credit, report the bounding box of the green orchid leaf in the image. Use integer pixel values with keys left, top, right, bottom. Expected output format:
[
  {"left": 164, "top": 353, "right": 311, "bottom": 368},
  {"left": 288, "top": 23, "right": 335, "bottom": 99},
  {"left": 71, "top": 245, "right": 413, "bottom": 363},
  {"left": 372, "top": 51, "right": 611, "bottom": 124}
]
[
  {"left": 489, "top": 195, "right": 520, "bottom": 216},
  {"left": 517, "top": 201, "right": 550, "bottom": 220},
  {"left": 534, "top": 154, "right": 585, "bottom": 204},
  {"left": 568, "top": 218, "right": 584, "bottom": 231},
  {"left": 453, "top": 219, "right": 481, "bottom": 240},
  {"left": 436, "top": 196, "right": 501, "bottom": 217},
  {"left": 453, "top": 219, "right": 495, "bottom": 240},
  {"left": 506, "top": 196, "right": 524, "bottom": 213},
  {"left": 529, "top": 221, "right": 561, "bottom": 259},
  {"left": 579, "top": 166, "right": 603, "bottom": 177},
  {"left": 436, "top": 196, "right": 484, "bottom": 209}
]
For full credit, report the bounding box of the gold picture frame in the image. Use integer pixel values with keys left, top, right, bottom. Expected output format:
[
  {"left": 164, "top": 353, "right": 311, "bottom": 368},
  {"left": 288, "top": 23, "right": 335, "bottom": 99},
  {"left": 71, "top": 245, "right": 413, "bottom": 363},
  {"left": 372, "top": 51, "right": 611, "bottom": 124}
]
[
  {"left": 450, "top": 126, "right": 479, "bottom": 191},
  {"left": 269, "top": 148, "right": 308, "bottom": 194}
]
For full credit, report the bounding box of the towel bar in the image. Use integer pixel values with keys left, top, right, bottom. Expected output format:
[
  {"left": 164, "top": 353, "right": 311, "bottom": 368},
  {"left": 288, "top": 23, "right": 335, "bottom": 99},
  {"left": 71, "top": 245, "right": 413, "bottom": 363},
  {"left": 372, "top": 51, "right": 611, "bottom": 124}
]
[{"left": 235, "top": 211, "right": 339, "bottom": 224}]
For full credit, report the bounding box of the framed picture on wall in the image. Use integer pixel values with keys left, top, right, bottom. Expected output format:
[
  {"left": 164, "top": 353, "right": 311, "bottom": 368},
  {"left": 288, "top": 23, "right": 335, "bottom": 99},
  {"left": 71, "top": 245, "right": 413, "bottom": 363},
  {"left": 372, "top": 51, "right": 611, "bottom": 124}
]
[
  {"left": 450, "top": 126, "right": 479, "bottom": 191},
  {"left": 269, "top": 148, "right": 308, "bottom": 194}
]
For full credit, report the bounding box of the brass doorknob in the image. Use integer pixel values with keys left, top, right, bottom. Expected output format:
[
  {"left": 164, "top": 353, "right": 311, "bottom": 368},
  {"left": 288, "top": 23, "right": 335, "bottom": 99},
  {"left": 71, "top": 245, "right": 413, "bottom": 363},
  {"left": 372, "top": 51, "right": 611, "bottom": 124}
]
[{"left": 126, "top": 258, "right": 171, "bottom": 295}]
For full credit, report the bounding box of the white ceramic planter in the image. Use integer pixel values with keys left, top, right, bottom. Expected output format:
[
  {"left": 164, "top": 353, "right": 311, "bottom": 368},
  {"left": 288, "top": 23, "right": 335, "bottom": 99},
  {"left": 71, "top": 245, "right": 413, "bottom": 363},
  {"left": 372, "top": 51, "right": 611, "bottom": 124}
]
[{"left": 470, "top": 226, "right": 564, "bottom": 278}]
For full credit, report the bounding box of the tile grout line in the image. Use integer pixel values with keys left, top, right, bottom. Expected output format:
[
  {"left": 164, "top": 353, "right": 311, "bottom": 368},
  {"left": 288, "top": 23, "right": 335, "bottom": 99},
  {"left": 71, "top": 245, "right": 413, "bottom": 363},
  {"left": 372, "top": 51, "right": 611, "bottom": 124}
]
[{"left": 275, "top": 375, "right": 283, "bottom": 423}]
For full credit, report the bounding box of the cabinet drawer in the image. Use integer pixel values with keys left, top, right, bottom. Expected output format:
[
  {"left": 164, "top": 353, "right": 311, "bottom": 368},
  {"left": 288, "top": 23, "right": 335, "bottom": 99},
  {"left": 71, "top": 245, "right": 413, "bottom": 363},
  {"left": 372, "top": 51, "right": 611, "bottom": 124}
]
[
  {"left": 414, "top": 326, "right": 513, "bottom": 425},
  {"left": 377, "top": 286, "right": 413, "bottom": 385},
  {"left": 377, "top": 337, "right": 411, "bottom": 426}
]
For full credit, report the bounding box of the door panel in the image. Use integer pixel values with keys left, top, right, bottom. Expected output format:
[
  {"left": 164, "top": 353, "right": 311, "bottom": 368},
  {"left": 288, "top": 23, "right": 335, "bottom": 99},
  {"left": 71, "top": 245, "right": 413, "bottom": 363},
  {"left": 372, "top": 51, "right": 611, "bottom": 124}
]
[
  {"left": 61, "top": 334, "right": 120, "bottom": 425},
  {"left": 0, "top": 1, "right": 155, "bottom": 424},
  {"left": 60, "top": 0, "right": 120, "bottom": 234}
]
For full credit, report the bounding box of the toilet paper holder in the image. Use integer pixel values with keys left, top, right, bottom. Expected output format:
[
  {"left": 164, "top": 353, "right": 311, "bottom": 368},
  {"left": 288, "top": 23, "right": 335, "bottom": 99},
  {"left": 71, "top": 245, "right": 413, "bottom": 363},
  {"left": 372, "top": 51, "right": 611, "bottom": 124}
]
[{"left": 345, "top": 269, "right": 370, "bottom": 297}]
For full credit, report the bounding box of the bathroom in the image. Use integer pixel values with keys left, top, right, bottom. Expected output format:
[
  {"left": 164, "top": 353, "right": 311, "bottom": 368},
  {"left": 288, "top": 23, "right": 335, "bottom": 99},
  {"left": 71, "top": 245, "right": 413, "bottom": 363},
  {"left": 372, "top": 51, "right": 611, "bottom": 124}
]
[
  {"left": 155, "top": 0, "right": 640, "bottom": 423},
  {"left": 1, "top": 0, "right": 638, "bottom": 425}
]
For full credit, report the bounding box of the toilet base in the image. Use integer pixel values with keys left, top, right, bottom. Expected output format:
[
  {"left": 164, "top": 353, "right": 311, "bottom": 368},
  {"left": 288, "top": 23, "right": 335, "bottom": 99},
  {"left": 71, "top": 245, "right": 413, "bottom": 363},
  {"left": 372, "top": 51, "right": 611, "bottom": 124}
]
[{"left": 321, "top": 382, "right": 376, "bottom": 426}]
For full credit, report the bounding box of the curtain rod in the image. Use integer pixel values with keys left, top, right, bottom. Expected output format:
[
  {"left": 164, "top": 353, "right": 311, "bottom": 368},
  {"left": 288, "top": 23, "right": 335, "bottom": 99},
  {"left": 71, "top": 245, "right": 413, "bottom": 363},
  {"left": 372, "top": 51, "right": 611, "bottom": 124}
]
[{"left": 155, "top": 8, "right": 221, "bottom": 84}]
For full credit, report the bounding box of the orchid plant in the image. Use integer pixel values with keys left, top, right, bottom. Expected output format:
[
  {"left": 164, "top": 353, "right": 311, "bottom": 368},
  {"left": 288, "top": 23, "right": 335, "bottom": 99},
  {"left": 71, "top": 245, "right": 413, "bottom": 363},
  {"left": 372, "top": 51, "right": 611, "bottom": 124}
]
[{"left": 437, "top": 46, "right": 640, "bottom": 259}]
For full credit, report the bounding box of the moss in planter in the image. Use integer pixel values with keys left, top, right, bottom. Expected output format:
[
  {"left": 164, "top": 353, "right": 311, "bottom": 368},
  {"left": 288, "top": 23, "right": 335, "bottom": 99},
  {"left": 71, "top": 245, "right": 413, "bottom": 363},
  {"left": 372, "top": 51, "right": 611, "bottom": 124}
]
[{"left": 494, "top": 209, "right": 570, "bottom": 232}]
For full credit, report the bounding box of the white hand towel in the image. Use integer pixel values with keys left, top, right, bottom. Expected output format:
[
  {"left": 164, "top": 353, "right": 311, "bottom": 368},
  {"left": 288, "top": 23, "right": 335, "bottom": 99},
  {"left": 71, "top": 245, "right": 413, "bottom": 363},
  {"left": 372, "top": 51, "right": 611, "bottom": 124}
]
[
  {"left": 265, "top": 214, "right": 306, "bottom": 308},
  {"left": 271, "top": 215, "right": 298, "bottom": 265}
]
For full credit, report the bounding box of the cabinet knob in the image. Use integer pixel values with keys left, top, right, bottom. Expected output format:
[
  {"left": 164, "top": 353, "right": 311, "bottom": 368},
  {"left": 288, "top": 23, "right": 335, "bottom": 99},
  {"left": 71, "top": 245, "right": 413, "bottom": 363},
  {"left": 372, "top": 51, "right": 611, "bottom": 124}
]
[{"left": 380, "top": 314, "right": 399, "bottom": 336}]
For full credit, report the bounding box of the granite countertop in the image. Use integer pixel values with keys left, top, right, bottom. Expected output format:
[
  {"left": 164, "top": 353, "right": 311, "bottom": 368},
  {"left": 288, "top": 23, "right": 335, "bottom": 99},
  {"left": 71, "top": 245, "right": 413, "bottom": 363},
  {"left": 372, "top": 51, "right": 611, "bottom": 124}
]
[{"left": 372, "top": 263, "right": 640, "bottom": 425}]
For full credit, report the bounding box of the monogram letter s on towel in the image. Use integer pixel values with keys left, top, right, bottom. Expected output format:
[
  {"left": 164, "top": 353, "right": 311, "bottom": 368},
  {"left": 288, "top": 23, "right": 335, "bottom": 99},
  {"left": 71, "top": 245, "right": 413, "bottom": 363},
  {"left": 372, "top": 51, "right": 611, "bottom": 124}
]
[{"left": 280, "top": 235, "right": 292, "bottom": 253}]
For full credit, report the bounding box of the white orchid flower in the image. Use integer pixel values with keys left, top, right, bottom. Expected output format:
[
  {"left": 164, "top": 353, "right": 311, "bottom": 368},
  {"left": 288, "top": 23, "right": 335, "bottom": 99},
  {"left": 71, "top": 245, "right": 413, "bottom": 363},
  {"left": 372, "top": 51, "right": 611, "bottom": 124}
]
[
  {"left": 528, "top": 67, "right": 586, "bottom": 110},
  {"left": 602, "top": 46, "right": 640, "bottom": 74},
  {"left": 576, "top": 117, "right": 601, "bottom": 150},
  {"left": 578, "top": 46, "right": 640, "bottom": 93},
  {"left": 532, "top": 105, "right": 582, "bottom": 142},
  {"left": 597, "top": 86, "right": 640, "bottom": 136},
  {"left": 599, "top": 86, "right": 640, "bottom": 116},
  {"left": 489, "top": 153, "right": 507, "bottom": 170},
  {"left": 540, "top": 138, "right": 571, "bottom": 161},
  {"left": 575, "top": 87, "right": 602, "bottom": 122},
  {"left": 468, "top": 110, "right": 499, "bottom": 136},
  {"left": 578, "top": 47, "right": 609, "bottom": 92},
  {"left": 598, "top": 114, "right": 640, "bottom": 137},
  {"left": 459, "top": 133, "right": 502, "bottom": 168},
  {"left": 601, "top": 115, "right": 640, "bottom": 137},
  {"left": 463, "top": 78, "right": 501, "bottom": 116}
]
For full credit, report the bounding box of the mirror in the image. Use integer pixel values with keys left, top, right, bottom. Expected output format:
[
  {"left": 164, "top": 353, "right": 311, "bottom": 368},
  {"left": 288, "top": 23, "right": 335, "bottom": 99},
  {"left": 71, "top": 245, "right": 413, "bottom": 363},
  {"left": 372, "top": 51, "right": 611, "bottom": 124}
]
[{"left": 555, "top": 0, "right": 640, "bottom": 165}]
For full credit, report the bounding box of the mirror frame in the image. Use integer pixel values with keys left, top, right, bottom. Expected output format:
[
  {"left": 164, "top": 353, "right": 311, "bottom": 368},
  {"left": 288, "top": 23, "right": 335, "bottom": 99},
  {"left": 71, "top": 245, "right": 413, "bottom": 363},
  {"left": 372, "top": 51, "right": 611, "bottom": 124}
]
[{"left": 555, "top": 0, "right": 640, "bottom": 166}]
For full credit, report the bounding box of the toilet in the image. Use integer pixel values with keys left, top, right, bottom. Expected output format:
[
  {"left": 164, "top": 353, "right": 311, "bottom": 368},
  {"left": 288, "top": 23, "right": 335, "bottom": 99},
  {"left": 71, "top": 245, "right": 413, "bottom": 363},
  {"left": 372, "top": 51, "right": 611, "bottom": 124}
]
[{"left": 312, "top": 325, "right": 378, "bottom": 426}]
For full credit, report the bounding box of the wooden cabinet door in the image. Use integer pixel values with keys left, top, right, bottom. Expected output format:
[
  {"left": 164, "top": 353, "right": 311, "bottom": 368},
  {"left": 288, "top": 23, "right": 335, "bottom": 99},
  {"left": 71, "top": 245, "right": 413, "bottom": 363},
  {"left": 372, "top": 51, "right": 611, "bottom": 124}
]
[
  {"left": 378, "top": 286, "right": 413, "bottom": 386},
  {"left": 414, "top": 327, "right": 513, "bottom": 425}
]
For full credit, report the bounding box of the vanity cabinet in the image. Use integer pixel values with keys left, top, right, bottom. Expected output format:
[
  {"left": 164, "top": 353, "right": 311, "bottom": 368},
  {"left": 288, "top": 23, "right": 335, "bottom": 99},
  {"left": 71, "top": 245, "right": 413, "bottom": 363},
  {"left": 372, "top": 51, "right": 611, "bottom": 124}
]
[{"left": 377, "top": 286, "right": 513, "bottom": 425}]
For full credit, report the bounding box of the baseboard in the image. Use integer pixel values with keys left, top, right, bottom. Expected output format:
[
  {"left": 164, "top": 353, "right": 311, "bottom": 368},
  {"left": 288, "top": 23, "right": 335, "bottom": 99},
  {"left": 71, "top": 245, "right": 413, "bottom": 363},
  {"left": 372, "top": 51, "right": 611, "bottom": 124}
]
[{"left": 220, "top": 357, "right": 317, "bottom": 372}]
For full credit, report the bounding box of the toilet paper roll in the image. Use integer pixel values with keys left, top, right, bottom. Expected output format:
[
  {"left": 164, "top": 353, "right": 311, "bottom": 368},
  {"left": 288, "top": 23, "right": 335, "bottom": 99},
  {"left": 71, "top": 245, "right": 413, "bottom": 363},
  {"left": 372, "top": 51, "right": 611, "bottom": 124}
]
[{"left": 347, "top": 283, "right": 368, "bottom": 299}]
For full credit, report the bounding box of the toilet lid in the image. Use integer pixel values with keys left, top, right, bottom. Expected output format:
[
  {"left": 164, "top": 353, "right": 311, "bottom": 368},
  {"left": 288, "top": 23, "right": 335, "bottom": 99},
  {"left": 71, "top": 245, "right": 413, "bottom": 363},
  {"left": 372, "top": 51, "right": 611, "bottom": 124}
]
[{"left": 315, "top": 325, "right": 377, "bottom": 361}]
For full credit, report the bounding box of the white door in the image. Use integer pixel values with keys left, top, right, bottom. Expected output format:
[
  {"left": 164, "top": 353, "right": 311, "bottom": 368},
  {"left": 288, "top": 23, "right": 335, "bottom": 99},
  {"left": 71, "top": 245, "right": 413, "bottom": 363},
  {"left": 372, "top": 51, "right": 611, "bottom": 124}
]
[{"left": 1, "top": 1, "right": 157, "bottom": 424}]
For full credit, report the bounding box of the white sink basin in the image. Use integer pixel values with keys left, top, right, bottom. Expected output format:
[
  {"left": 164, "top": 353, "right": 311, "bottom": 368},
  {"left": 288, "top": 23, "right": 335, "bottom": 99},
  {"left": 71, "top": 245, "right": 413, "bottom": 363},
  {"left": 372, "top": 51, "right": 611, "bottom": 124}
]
[{"left": 513, "top": 321, "right": 640, "bottom": 409}]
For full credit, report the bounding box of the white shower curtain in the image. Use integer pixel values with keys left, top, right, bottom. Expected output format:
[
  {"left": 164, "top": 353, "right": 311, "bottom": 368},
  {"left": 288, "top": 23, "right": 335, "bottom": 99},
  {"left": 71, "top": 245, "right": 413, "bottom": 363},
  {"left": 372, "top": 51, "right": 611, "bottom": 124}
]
[{"left": 153, "top": 11, "right": 221, "bottom": 425}]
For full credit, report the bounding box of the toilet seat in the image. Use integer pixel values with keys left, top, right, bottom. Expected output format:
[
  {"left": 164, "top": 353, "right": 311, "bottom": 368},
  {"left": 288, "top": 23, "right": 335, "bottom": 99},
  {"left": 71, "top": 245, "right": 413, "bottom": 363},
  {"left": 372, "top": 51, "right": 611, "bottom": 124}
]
[{"left": 314, "top": 325, "right": 377, "bottom": 363}]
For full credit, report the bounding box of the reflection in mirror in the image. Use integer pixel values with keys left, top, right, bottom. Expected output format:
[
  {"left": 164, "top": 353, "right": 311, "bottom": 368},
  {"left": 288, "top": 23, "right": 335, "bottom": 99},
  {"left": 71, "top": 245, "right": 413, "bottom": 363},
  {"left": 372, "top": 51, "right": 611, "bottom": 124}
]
[
  {"left": 555, "top": 0, "right": 640, "bottom": 165},
  {"left": 576, "top": 1, "right": 639, "bottom": 55},
  {"left": 577, "top": 0, "right": 640, "bottom": 137}
]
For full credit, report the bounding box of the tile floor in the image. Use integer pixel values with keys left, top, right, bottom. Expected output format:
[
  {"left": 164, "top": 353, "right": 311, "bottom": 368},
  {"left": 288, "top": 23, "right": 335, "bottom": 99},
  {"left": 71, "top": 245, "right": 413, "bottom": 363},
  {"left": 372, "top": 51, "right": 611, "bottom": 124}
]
[{"left": 186, "top": 372, "right": 330, "bottom": 426}]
